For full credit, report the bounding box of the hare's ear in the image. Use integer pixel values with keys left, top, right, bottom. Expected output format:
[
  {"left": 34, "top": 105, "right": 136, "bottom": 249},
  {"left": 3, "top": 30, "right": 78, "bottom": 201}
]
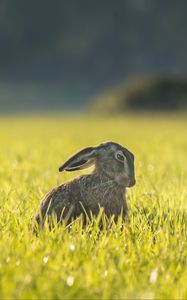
[{"left": 59, "top": 147, "right": 97, "bottom": 172}]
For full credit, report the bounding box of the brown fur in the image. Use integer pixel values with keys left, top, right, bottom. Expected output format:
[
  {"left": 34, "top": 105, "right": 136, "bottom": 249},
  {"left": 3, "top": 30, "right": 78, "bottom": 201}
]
[{"left": 34, "top": 141, "right": 135, "bottom": 229}]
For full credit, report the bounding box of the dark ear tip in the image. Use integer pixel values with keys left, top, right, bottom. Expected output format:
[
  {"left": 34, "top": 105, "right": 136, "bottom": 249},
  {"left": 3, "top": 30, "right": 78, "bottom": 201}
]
[{"left": 59, "top": 166, "right": 64, "bottom": 172}]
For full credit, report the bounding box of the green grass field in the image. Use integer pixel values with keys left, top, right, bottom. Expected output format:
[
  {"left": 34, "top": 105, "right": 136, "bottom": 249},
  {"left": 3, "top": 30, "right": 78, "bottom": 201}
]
[{"left": 0, "top": 114, "right": 186, "bottom": 299}]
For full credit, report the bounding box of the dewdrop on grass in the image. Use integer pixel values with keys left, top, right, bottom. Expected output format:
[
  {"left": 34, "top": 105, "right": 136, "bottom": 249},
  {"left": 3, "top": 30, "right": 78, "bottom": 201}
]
[
  {"left": 150, "top": 268, "right": 158, "bottom": 284},
  {"left": 43, "top": 256, "right": 49, "bottom": 264},
  {"left": 67, "top": 276, "right": 74, "bottom": 286},
  {"left": 70, "top": 244, "right": 75, "bottom": 251}
]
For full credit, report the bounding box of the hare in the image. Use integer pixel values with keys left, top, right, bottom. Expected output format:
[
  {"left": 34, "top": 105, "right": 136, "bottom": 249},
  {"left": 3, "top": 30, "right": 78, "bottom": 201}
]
[{"left": 35, "top": 141, "right": 135, "bottom": 228}]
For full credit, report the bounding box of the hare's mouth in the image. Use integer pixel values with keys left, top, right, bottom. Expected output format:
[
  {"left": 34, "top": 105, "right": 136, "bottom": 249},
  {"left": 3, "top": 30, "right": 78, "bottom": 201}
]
[
  {"left": 114, "top": 174, "right": 130, "bottom": 187},
  {"left": 116, "top": 173, "right": 136, "bottom": 188}
]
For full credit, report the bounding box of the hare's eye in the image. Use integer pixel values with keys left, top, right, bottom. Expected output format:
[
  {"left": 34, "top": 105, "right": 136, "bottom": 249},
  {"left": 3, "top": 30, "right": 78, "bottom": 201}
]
[
  {"left": 117, "top": 153, "right": 124, "bottom": 160},
  {"left": 115, "top": 151, "right": 125, "bottom": 162}
]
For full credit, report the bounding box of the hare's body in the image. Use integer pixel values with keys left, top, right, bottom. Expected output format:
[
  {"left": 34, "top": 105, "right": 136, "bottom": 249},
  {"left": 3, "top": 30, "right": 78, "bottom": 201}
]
[
  {"left": 35, "top": 172, "right": 127, "bottom": 226},
  {"left": 35, "top": 141, "right": 135, "bottom": 228}
]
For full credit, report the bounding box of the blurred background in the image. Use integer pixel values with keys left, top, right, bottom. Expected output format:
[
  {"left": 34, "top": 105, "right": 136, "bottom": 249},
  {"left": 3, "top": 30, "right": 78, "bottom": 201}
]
[{"left": 0, "top": 0, "right": 187, "bottom": 113}]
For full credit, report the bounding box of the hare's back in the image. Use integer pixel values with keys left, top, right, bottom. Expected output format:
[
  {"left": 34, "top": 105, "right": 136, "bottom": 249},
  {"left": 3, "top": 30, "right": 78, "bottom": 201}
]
[{"left": 35, "top": 181, "right": 81, "bottom": 224}]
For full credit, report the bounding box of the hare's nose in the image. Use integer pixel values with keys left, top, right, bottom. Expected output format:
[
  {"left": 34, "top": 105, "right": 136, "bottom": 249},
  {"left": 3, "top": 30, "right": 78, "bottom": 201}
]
[{"left": 129, "top": 179, "right": 136, "bottom": 187}]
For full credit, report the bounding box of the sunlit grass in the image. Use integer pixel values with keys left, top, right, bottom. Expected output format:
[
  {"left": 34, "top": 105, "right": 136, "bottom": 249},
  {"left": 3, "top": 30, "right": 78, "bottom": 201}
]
[{"left": 0, "top": 114, "right": 186, "bottom": 299}]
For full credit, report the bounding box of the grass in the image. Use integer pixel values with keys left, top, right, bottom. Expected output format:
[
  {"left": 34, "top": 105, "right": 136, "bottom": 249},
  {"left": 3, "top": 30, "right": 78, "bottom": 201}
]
[{"left": 0, "top": 113, "right": 186, "bottom": 299}]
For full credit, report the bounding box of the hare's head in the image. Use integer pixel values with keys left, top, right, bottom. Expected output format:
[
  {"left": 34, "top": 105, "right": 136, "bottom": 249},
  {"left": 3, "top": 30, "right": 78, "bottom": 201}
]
[{"left": 59, "top": 141, "right": 136, "bottom": 187}]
